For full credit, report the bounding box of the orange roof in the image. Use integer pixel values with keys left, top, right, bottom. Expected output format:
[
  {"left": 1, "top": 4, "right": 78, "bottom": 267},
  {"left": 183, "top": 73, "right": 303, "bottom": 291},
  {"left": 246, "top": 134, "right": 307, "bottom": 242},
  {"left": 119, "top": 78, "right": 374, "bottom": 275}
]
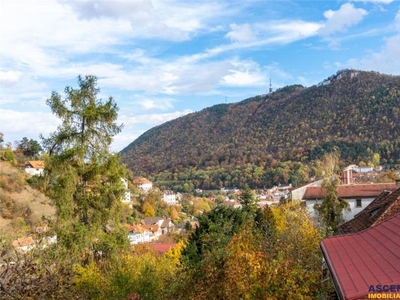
[
  {"left": 25, "top": 160, "right": 45, "bottom": 169},
  {"left": 303, "top": 183, "right": 397, "bottom": 199},
  {"left": 12, "top": 236, "right": 35, "bottom": 248},
  {"left": 132, "top": 177, "right": 151, "bottom": 184}
]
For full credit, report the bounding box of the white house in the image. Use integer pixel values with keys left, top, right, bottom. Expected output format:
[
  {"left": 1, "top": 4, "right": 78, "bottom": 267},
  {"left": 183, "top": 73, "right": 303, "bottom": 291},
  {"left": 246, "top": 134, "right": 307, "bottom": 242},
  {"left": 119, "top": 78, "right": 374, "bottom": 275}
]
[
  {"left": 162, "top": 190, "right": 178, "bottom": 205},
  {"left": 141, "top": 217, "right": 175, "bottom": 235},
  {"left": 24, "top": 161, "right": 45, "bottom": 176},
  {"left": 12, "top": 236, "right": 35, "bottom": 252},
  {"left": 127, "top": 225, "right": 152, "bottom": 245},
  {"left": 300, "top": 183, "right": 397, "bottom": 222},
  {"left": 132, "top": 177, "right": 153, "bottom": 192}
]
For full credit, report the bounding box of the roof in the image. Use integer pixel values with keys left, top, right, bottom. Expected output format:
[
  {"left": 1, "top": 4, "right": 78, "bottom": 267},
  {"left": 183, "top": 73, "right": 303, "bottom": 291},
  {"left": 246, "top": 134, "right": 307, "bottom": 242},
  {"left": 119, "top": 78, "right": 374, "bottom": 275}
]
[
  {"left": 337, "top": 188, "right": 400, "bottom": 234},
  {"left": 132, "top": 177, "right": 152, "bottom": 184},
  {"left": 321, "top": 213, "right": 400, "bottom": 300},
  {"left": 12, "top": 236, "right": 35, "bottom": 248},
  {"left": 150, "top": 243, "right": 177, "bottom": 254},
  {"left": 126, "top": 224, "right": 148, "bottom": 234},
  {"left": 303, "top": 183, "right": 397, "bottom": 200},
  {"left": 25, "top": 160, "right": 45, "bottom": 169},
  {"left": 141, "top": 217, "right": 164, "bottom": 225}
]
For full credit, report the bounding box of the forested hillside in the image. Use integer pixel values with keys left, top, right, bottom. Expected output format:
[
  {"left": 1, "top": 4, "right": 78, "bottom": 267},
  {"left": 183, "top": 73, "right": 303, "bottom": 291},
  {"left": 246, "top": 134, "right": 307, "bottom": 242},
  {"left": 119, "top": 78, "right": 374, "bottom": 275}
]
[{"left": 121, "top": 70, "right": 400, "bottom": 190}]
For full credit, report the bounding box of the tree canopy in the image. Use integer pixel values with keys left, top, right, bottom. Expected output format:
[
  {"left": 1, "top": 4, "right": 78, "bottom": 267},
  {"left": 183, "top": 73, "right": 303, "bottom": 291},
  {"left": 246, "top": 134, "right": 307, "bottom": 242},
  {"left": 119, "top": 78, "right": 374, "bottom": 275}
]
[{"left": 42, "top": 75, "right": 128, "bottom": 260}]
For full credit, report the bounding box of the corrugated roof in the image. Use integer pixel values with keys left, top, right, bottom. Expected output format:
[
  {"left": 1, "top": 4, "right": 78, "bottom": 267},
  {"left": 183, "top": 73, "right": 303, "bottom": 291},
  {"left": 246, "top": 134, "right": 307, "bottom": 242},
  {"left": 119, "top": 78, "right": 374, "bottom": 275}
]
[
  {"left": 321, "top": 213, "right": 400, "bottom": 300},
  {"left": 303, "top": 183, "right": 397, "bottom": 199},
  {"left": 337, "top": 188, "right": 400, "bottom": 234}
]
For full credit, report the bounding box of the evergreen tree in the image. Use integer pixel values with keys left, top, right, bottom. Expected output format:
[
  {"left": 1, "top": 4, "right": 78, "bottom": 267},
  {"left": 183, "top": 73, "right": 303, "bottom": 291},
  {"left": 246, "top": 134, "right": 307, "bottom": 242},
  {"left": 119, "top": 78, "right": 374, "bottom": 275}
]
[
  {"left": 238, "top": 185, "right": 258, "bottom": 214},
  {"left": 42, "top": 75, "right": 128, "bottom": 261}
]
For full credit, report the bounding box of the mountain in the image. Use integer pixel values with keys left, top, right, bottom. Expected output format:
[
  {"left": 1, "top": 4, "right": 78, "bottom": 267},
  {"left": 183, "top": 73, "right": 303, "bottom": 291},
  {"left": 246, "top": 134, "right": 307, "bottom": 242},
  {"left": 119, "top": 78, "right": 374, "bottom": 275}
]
[{"left": 120, "top": 70, "right": 400, "bottom": 190}]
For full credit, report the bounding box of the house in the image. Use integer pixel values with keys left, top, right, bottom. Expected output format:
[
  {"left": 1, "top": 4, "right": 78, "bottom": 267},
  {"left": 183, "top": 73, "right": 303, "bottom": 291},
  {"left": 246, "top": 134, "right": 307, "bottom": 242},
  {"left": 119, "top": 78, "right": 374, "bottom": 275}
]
[
  {"left": 126, "top": 224, "right": 152, "bottom": 245},
  {"left": 290, "top": 179, "right": 324, "bottom": 201},
  {"left": 141, "top": 217, "right": 175, "bottom": 235},
  {"left": 162, "top": 190, "right": 178, "bottom": 205},
  {"left": 12, "top": 236, "right": 35, "bottom": 252},
  {"left": 301, "top": 183, "right": 397, "bottom": 221},
  {"left": 24, "top": 160, "right": 45, "bottom": 176},
  {"left": 132, "top": 177, "right": 153, "bottom": 192},
  {"left": 337, "top": 186, "right": 400, "bottom": 235},
  {"left": 320, "top": 213, "right": 400, "bottom": 300}
]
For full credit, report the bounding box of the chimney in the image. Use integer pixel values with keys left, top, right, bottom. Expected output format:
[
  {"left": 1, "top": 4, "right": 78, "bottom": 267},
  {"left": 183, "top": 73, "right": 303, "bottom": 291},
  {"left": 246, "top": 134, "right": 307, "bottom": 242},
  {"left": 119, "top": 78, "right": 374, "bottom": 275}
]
[{"left": 396, "top": 179, "right": 400, "bottom": 188}]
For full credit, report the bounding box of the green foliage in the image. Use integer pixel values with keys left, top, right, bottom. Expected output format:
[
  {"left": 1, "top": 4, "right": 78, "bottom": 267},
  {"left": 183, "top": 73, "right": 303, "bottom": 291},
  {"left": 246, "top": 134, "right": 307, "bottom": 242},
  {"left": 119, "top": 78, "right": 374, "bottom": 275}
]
[
  {"left": 173, "top": 201, "right": 325, "bottom": 299},
  {"left": 42, "top": 75, "right": 128, "bottom": 261},
  {"left": 313, "top": 152, "right": 350, "bottom": 236},
  {"left": 73, "top": 246, "right": 180, "bottom": 300},
  {"left": 3, "top": 148, "right": 15, "bottom": 164},
  {"left": 17, "top": 137, "right": 43, "bottom": 158}
]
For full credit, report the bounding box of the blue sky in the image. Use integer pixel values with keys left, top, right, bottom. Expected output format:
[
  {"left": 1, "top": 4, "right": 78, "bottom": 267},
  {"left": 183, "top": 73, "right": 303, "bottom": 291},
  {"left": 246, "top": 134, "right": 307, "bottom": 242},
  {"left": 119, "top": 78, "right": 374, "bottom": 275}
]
[{"left": 1, "top": 0, "right": 399, "bottom": 151}]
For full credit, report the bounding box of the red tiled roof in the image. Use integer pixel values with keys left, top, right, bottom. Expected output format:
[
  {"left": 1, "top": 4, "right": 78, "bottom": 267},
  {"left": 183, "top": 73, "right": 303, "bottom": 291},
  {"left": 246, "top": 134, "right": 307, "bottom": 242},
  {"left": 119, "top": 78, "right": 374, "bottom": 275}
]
[
  {"left": 337, "top": 188, "right": 400, "bottom": 234},
  {"left": 321, "top": 213, "right": 400, "bottom": 300},
  {"left": 150, "top": 243, "right": 177, "bottom": 254},
  {"left": 303, "top": 183, "right": 397, "bottom": 199}
]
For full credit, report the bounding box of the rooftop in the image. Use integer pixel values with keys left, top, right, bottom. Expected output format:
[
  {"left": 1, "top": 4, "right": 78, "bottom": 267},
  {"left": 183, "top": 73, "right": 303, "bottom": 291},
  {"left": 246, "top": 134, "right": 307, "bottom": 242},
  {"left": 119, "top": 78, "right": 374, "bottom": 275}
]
[
  {"left": 303, "top": 183, "right": 397, "bottom": 200},
  {"left": 321, "top": 213, "right": 400, "bottom": 300},
  {"left": 337, "top": 188, "right": 400, "bottom": 234}
]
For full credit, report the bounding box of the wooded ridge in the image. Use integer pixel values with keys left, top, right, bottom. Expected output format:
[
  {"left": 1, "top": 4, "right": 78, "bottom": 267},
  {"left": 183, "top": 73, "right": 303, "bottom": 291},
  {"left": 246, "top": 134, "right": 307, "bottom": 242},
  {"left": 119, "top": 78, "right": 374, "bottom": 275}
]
[{"left": 120, "top": 69, "right": 400, "bottom": 190}]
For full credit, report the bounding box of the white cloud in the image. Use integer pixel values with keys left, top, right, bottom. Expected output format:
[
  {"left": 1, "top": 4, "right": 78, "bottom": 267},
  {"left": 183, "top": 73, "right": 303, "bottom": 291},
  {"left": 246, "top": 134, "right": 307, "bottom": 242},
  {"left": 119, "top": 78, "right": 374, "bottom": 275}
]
[
  {"left": 337, "top": 9, "right": 400, "bottom": 75},
  {"left": 226, "top": 23, "right": 257, "bottom": 43},
  {"left": 352, "top": 0, "right": 393, "bottom": 3},
  {"left": 0, "top": 71, "right": 22, "bottom": 87},
  {"left": 137, "top": 98, "right": 175, "bottom": 111},
  {"left": 222, "top": 59, "right": 266, "bottom": 87},
  {"left": 0, "top": 109, "right": 60, "bottom": 144},
  {"left": 319, "top": 3, "right": 368, "bottom": 36},
  {"left": 60, "top": 0, "right": 228, "bottom": 41}
]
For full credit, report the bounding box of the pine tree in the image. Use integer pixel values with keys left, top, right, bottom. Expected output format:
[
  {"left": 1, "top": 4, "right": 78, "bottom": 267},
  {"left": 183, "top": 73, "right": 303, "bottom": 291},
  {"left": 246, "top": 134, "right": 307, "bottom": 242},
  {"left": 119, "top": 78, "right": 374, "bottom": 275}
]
[{"left": 42, "top": 75, "right": 128, "bottom": 260}]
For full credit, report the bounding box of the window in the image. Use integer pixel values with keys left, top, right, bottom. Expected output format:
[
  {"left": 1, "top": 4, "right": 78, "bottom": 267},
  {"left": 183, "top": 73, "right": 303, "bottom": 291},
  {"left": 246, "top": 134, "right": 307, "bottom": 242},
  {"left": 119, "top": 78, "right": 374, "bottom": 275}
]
[{"left": 356, "top": 199, "right": 362, "bottom": 207}]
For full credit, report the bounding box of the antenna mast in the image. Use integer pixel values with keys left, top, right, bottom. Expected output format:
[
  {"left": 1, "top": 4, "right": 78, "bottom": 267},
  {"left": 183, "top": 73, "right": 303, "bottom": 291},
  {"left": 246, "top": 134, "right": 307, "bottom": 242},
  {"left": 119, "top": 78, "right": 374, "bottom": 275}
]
[{"left": 269, "top": 78, "right": 272, "bottom": 93}]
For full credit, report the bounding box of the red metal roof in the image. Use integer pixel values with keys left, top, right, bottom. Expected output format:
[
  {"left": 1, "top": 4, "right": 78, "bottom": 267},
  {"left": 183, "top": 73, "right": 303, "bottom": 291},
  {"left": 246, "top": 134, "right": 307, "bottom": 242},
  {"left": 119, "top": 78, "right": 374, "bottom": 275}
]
[
  {"left": 303, "top": 183, "right": 397, "bottom": 199},
  {"left": 321, "top": 213, "right": 400, "bottom": 300}
]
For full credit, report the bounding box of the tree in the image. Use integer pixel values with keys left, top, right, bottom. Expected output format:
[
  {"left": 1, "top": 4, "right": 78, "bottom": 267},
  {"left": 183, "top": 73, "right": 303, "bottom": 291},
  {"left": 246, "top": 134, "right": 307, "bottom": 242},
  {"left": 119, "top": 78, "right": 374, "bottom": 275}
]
[
  {"left": 17, "top": 137, "right": 43, "bottom": 158},
  {"left": 238, "top": 185, "right": 258, "bottom": 214},
  {"left": 42, "top": 75, "right": 128, "bottom": 260},
  {"left": 314, "top": 151, "right": 350, "bottom": 236}
]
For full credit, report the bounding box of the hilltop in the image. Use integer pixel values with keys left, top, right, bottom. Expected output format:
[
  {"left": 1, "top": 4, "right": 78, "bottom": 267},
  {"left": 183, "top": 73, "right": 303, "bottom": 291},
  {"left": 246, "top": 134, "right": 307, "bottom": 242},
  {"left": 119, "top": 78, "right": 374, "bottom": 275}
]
[{"left": 120, "top": 70, "right": 400, "bottom": 189}]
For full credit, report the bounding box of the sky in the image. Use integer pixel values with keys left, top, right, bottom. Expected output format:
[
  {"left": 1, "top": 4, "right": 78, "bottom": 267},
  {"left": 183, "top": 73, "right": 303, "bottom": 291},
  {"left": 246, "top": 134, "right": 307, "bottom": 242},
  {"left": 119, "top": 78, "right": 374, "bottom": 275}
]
[{"left": 1, "top": 0, "right": 399, "bottom": 152}]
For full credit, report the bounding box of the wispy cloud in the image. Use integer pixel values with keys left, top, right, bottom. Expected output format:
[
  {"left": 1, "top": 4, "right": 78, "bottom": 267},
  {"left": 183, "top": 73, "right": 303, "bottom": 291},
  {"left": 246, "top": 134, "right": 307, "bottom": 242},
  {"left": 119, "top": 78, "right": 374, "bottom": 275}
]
[{"left": 319, "top": 3, "right": 368, "bottom": 36}]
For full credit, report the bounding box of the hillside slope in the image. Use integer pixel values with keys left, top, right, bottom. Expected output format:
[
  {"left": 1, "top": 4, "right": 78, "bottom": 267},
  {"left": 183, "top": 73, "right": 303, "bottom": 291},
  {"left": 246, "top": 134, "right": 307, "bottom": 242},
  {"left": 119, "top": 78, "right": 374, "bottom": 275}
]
[
  {"left": 0, "top": 161, "right": 55, "bottom": 237},
  {"left": 120, "top": 70, "right": 400, "bottom": 189}
]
